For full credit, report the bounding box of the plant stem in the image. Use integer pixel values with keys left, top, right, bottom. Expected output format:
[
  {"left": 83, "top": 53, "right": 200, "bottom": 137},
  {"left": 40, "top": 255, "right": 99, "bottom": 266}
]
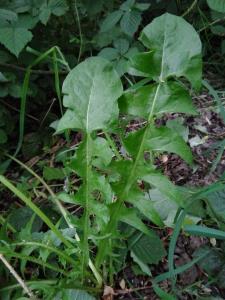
[
  {"left": 11, "top": 242, "right": 76, "bottom": 266},
  {"left": 5, "top": 154, "right": 103, "bottom": 287},
  {"left": 0, "top": 215, "right": 16, "bottom": 233},
  {"left": 0, "top": 253, "right": 35, "bottom": 299},
  {"left": 74, "top": 0, "right": 83, "bottom": 62},
  {"left": 104, "top": 131, "right": 122, "bottom": 161},
  {"left": 0, "top": 62, "right": 68, "bottom": 74},
  {"left": 82, "top": 133, "right": 92, "bottom": 280},
  {"left": 199, "top": 16, "right": 225, "bottom": 33},
  {"left": 182, "top": 0, "right": 198, "bottom": 17},
  {"left": 96, "top": 83, "right": 162, "bottom": 267}
]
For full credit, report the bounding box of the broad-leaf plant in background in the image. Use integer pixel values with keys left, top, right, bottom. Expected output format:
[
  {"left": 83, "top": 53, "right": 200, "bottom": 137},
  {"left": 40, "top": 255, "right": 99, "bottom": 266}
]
[
  {"left": 2, "top": 1, "right": 225, "bottom": 298},
  {"left": 56, "top": 12, "right": 202, "bottom": 285}
]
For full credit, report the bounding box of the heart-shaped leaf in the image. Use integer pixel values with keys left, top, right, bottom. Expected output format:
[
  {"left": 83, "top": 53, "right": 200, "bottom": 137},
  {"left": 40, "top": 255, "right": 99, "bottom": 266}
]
[{"left": 131, "top": 13, "right": 202, "bottom": 90}]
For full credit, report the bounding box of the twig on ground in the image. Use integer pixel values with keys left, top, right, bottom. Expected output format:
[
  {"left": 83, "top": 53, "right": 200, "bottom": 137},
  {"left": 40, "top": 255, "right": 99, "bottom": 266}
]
[{"left": 0, "top": 253, "right": 36, "bottom": 299}]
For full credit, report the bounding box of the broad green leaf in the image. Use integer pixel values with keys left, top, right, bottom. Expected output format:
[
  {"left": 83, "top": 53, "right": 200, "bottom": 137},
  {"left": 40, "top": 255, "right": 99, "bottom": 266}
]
[
  {"left": 166, "top": 118, "right": 189, "bottom": 142},
  {"left": 124, "top": 126, "right": 193, "bottom": 164},
  {"left": 109, "top": 160, "right": 154, "bottom": 195},
  {"left": 149, "top": 189, "right": 178, "bottom": 227},
  {"left": 69, "top": 138, "right": 93, "bottom": 178},
  {"left": 91, "top": 173, "right": 113, "bottom": 204},
  {"left": 119, "top": 81, "right": 197, "bottom": 118},
  {"left": 120, "top": 0, "right": 135, "bottom": 11},
  {"left": 95, "top": 13, "right": 202, "bottom": 270},
  {"left": 57, "top": 192, "right": 76, "bottom": 204},
  {"left": 5, "top": 0, "right": 44, "bottom": 14},
  {"left": 0, "top": 17, "right": 33, "bottom": 57},
  {"left": 92, "top": 137, "right": 114, "bottom": 168},
  {"left": 136, "top": 13, "right": 202, "bottom": 89},
  {"left": 207, "top": 188, "right": 225, "bottom": 223},
  {"left": 8, "top": 207, "right": 42, "bottom": 232},
  {"left": 211, "top": 25, "right": 225, "bottom": 35},
  {"left": 120, "top": 10, "right": 142, "bottom": 36},
  {"left": 48, "top": 0, "right": 68, "bottom": 16},
  {"left": 113, "top": 38, "right": 129, "bottom": 54},
  {"left": 149, "top": 188, "right": 201, "bottom": 227},
  {"left": 127, "top": 187, "right": 164, "bottom": 227},
  {"left": 16, "top": 14, "right": 39, "bottom": 30},
  {"left": 129, "top": 51, "right": 157, "bottom": 77},
  {"left": 0, "top": 9, "right": 17, "bottom": 22},
  {"left": 98, "top": 47, "right": 119, "bottom": 60},
  {"left": 39, "top": 7, "right": 51, "bottom": 24},
  {"left": 43, "top": 167, "right": 65, "bottom": 180},
  {"left": 70, "top": 137, "right": 113, "bottom": 175},
  {"left": 129, "top": 231, "right": 166, "bottom": 264},
  {"left": 114, "top": 57, "right": 129, "bottom": 76},
  {"left": 54, "top": 289, "right": 95, "bottom": 300},
  {"left": 207, "top": 0, "right": 225, "bottom": 12},
  {"left": 56, "top": 109, "right": 80, "bottom": 132},
  {"left": 131, "top": 251, "right": 152, "bottom": 276},
  {"left": 142, "top": 172, "right": 184, "bottom": 206},
  {"left": 58, "top": 57, "right": 123, "bottom": 133},
  {"left": 100, "top": 10, "right": 123, "bottom": 32},
  {"left": 39, "top": 0, "right": 68, "bottom": 25},
  {"left": 119, "top": 206, "right": 159, "bottom": 240}
]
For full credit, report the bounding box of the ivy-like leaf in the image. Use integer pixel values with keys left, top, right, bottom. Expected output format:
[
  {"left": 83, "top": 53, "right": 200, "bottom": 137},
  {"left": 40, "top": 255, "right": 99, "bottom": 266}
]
[
  {"left": 0, "top": 16, "right": 35, "bottom": 57},
  {"left": 207, "top": 0, "right": 225, "bottom": 12},
  {"left": 100, "top": 10, "right": 123, "bottom": 32},
  {"left": 58, "top": 57, "right": 123, "bottom": 133},
  {"left": 0, "top": 9, "right": 17, "bottom": 22},
  {"left": 39, "top": 0, "right": 68, "bottom": 25},
  {"left": 120, "top": 9, "right": 141, "bottom": 36}
]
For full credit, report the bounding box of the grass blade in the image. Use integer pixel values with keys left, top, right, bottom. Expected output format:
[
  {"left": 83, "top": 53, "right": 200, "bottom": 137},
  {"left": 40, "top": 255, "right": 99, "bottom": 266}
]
[
  {"left": 0, "top": 174, "right": 72, "bottom": 249},
  {"left": 184, "top": 225, "right": 225, "bottom": 239}
]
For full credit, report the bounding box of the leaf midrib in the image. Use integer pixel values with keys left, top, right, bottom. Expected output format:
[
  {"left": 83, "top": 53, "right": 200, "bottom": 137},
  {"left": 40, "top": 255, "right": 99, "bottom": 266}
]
[
  {"left": 96, "top": 18, "right": 168, "bottom": 266},
  {"left": 96, "top": 83, "right": 162, "bottom": 267},
  {"left": 86, "top": 72, "right": 96, "bottom": 132}
]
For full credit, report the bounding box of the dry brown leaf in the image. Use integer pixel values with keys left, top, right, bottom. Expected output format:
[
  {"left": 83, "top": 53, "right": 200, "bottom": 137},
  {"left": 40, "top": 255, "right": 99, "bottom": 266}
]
[{"left": 102, "top": 286, "right": 116, "bottom": 300}]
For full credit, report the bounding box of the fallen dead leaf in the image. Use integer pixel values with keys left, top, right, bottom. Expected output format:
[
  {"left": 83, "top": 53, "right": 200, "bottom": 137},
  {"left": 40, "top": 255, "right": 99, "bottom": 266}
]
[
  {"left": 102, "top": 286, "right": 116, "bottom": 300},
  {"left": 119, "top": 278, "right": 126, "bottom": 290}
]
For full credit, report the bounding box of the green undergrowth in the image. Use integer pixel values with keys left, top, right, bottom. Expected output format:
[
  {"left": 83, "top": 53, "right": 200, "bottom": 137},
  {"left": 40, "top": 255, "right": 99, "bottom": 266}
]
[{"left": 1, "top": 1, "right": 225, "bottom": 300}]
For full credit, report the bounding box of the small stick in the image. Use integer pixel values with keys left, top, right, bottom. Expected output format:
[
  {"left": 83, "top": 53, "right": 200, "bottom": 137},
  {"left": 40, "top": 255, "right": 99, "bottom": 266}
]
[{"left": 0, "top": 253, "right": 35, "bottom": 298}]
